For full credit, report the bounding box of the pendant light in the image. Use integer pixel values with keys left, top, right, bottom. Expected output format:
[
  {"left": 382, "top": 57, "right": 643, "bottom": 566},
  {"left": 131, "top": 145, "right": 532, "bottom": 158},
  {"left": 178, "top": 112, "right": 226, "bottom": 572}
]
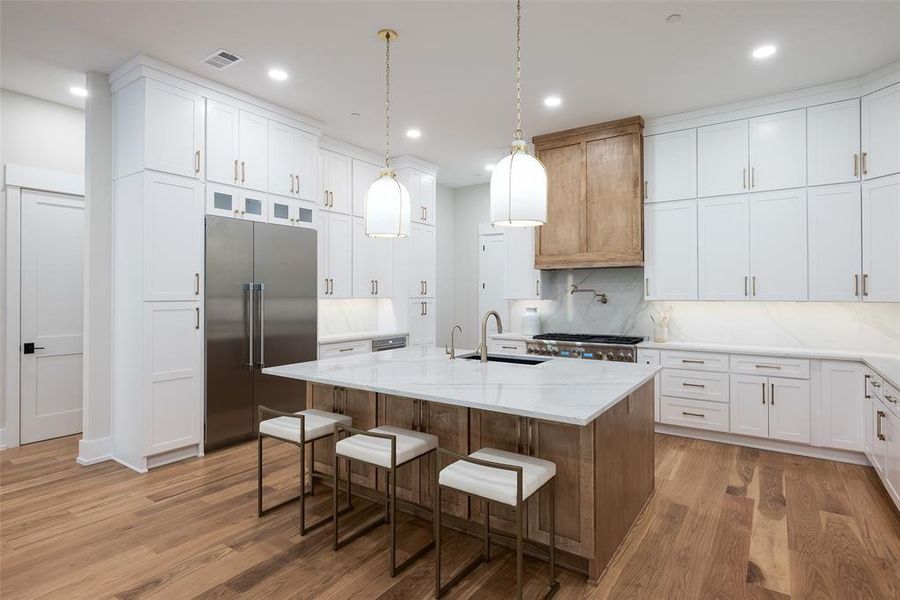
[
  {"left": 365, "top": 29, "right": 410, "bottom": 238},
  {"left": 490, "top": 0, "right": 547, "bottom": 227}
]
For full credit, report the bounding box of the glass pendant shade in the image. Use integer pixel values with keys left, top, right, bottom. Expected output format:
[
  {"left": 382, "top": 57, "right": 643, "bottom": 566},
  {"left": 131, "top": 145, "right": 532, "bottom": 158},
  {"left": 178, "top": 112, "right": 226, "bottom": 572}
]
[
  {"left": 365, "top": 169, "right": 410, "bottom": 237},
  {"left": 490, "top": 140, "right": 548, "bottom": 227}
]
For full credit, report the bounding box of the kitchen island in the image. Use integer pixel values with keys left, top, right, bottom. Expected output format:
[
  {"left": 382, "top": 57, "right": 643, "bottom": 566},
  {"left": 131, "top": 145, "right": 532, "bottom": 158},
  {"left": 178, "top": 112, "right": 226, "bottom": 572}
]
[{"left": 264, "top": 346, "right": 659, "bottom": 582}]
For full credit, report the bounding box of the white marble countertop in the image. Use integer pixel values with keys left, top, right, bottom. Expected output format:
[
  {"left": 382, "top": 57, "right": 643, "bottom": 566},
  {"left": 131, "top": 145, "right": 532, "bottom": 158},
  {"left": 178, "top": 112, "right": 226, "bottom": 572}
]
[
  {"left": 263, "top": 346, "right": 659, "bottom": 426},
  {"left": 318, "top": 331, "right": 409, "bottom": 345}
]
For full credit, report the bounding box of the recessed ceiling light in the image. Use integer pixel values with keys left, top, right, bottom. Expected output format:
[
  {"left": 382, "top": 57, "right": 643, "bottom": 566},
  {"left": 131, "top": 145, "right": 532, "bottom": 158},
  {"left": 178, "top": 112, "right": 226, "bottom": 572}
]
[
  {"left": 485, "top": 164, "right": 496, "bottom": 172},
  {"left": 406, "top": 128, "right": 422, "bottom": 139},
  {"left": 752, "top": 45, "right": 777, "bottom": 60},
  {"left": 543, "top": 96, "right": 562, "bottom": 108},
  {"left": 666, "top": 13, "right": 682, "bottom": 24},
  {"left": 69, "top": 86, "right": 88, "bottom": 98},
  {"left": 268, "top": 68, "right": 288, "bottom": 81}
]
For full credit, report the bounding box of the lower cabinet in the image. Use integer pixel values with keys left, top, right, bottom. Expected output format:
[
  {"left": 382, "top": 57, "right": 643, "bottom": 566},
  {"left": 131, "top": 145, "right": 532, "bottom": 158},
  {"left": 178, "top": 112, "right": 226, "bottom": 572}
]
[
  {"left": 818, "top": 361, "right": 865, "bottom": 451},
  {"left": 469, "top": 410, "right": 523, "bottom": 536},
  {"left": 730, "top": 374, "right": 810, "bottom": 443},
  {"left": 869, "top": 398, "right": 889, "bottom": 474},
  {"left": 376, "top": 395, "right": 424, "bottom": 504},
  {"left": 419, "top": 401, "right": 469, "bottom": 518},
  {"left": 886, "top": 408, "right": 900, "bottom": 502},
  {"left": 310, "top": 383, "right": 377, "bottom": 489}
]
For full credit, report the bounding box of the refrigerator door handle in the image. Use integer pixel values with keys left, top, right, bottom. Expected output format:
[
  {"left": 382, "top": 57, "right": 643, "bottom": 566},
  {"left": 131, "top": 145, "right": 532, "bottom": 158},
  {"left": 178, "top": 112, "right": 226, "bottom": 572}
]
[
  {"left": 244, "top": 283, "right": 254, "bottom": 369},
  {"left": 257, "top": 283, "right": 266, "bottom": 368}
]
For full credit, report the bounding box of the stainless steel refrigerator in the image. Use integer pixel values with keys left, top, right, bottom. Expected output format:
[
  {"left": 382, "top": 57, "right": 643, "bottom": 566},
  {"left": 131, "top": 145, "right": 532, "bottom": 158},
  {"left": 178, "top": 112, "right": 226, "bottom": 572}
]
[{"left": 205, "top": 216, "right": 317, "bottom": 450}]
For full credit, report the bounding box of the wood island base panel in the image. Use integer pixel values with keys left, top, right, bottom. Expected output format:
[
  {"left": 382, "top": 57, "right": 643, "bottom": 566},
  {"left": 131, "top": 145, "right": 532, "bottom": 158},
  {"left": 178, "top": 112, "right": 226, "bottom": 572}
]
[{"left": 303, "top": 378, "right": 656, "bottom": 581}]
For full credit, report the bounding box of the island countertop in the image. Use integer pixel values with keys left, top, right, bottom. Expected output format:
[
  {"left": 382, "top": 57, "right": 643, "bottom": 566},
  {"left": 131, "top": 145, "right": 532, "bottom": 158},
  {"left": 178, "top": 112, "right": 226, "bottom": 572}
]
[{"left": 263, "top": 346, "right": 659, "bottom": 426}]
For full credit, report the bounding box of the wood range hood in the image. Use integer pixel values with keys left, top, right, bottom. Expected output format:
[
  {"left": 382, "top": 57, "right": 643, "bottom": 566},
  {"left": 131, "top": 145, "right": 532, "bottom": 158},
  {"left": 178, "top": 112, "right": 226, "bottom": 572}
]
[{"left": 532, "top": 116, "right": 644, "bottom": 270}]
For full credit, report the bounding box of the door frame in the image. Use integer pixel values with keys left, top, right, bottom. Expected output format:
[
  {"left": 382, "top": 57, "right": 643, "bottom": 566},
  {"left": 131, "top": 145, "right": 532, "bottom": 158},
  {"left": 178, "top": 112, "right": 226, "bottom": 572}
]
[
  {"left": 2, "top": 165, "right": 84, "bottom": 449},
  {"left": 477, "top": 224, "right": 509, "bottom": 338}
]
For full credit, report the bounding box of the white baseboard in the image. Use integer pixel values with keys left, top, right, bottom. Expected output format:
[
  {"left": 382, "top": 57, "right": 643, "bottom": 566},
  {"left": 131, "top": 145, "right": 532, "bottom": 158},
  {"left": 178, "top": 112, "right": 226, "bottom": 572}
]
[
  {"left": 76, "top": 436, "right": 114, "bottom": 465},
  {"left": 655, "top": 423, "right": 870, "bottom": 466},
  {"left": 112, "top": 456, "right": 148, "bottom": 474}
]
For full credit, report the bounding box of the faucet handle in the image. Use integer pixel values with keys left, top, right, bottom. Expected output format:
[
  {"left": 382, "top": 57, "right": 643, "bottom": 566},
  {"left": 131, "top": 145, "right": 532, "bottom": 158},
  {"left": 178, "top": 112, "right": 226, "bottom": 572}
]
[{"left": 445, "top": 344, "right": 451, "bottom": 356}]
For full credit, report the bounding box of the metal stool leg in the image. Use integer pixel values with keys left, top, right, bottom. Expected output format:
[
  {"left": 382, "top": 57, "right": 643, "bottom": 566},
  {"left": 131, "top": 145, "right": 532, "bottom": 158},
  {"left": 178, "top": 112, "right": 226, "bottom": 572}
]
[
  {"left": 516, "top": 498, "right": 524, "bottom": 600},
  {"left": 434, "top": 471, "right": 442, "bottom": 598},
  {"left": 299, "top": 438, "right": 306, "bottom": 533},
  {"left": 332, "top": 447, "right": 340, "bottom": 550},
  {"left": 257, "top": 433, "right": 264, "bottom": 517},
  {"left": 484, "top": 501, "right": 491, "bottom": 562},
  {"left": 549, "top": 479, "right": 557, "bottom": 592},
  {"left": 389, "top": 467, "right": 397, "bottom": 576}
]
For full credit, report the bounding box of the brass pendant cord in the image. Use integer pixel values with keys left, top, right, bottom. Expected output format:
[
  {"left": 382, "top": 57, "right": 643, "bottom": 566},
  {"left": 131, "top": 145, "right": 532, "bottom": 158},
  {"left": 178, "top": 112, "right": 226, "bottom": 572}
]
[
  {"left": 514, "top": 0, "right": 523, "bottom": 141},
  {"left": 384, "top": 31, "right": 392, "bottom": 169}
]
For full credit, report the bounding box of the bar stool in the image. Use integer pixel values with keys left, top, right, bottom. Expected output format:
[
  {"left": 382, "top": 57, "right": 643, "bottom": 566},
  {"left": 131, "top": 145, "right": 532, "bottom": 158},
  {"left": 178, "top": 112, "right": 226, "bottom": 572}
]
[
  {"left": 257, "top": 406, "right": 353, "bottom": 535},
  {"left": 332, "top": 423, "right": 438, "bottom": 576},
  {"left": 434, "top": 447, "right": 559, "bottom": 600}
]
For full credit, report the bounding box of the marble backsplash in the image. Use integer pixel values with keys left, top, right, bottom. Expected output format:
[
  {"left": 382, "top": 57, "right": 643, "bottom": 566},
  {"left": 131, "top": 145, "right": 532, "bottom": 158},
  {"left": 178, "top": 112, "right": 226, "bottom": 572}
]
[{"left": 509, "top": 268, "right": 900, "bottom": 355}]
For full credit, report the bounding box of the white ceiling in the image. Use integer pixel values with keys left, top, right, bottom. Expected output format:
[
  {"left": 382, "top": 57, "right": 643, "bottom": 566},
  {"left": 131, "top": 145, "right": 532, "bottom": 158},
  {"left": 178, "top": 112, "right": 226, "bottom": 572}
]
[{"left": 2, "top": 1, "right": 900, "bottom": 187}]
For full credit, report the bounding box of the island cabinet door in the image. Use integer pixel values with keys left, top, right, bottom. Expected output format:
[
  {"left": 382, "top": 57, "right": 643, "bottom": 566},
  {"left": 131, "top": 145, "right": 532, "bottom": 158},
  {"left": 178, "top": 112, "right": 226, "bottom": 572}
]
[
  {"left": 469, "top": 410, "right": 527, "bottom": 536},
  {"left": 526, "top": 420, "right": 595, "bottom": 559},
  {"left": 342, "top": 388, "right": 378, "bottom": 489},
  {"left": 376, "top": 394, "right": 422, "bottom": 504},
  {"left": 309, "top": 383, "right": 339, "bottom": 478},
  {"left": 420, "top": 402, "right": 469, "bottom": 518}
]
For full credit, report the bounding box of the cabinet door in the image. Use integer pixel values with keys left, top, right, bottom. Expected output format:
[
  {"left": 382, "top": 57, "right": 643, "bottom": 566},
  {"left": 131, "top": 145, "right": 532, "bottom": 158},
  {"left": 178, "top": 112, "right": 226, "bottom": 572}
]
[
  {"left": 469, "top": 410, "right": 524, "bottom": 536},
  {"left": 143, "top": 173, "right": 204, "bottom": 301},
  {"left": 861, "top": 174, "right": 900, "bottom": 301},
  {"left": 807, "top": 99, "right": 861, "bottom": 186},
  {"left": 352, "top": 217, "right": 376, "bottom": 298},
  {"left": 536, "top": 142, "right": 584, "bottom": 260},
  {"left": 352, "top": 160, "right": 382, "bottom": 218},
  {"left": 267, "top": 121, "right": 299, "bottom": 198},
  {"left": 322, "top": 212, "right": 352, "bottom": 298},
  {"left": 142, "top": 302, "right": 203, "bottom": 456},
  {"left": 644, "top": 129, "right": 697, "bottom": 203},
  {"left": 418, "top": 174, "right": 437, "bottom": 225},
  {"left": 749, "top": 109, "right": 806, "bottom": 192},
  {"left": 862, "top": 82, "right": 900, "bottom": 180},
  {"left": 729, "top": 374, "right": 769, "bottom": 438},
  {"left": 372, "top": 235, "right": 393, "bottom": 297},
  {"left": 344, "top": 388, "right": 378, "bottom": 489},
  {"left": 206, "top": 183, "right": 240, "bottom": 219},
  {"left": 376, "top": 395, "right": 422, "bottom": 504},
  {"left": 238, "top": 190, "right": 267, "bottom": 223},
  {"left": 409, "top": 223, "right": 435, "bottom": 298},
  {"left": 268, "top": 196, "right": 298, "bottom": 227},
  {"left": 749, "top": 189, "right": 808, "bottom": 300},
  {"left": 408, "top": 300, "right": 435, "bottom": 347},
  {"left": 871, "top": 399, "right": 889, "bottom": 474},
  {"left": 144, "top": 80, "right": 204, "bottom": 179},
  {"left": 504, "top": 227, "right": 541, "bottom": 299},
  {"left": 238, "top": 111, "right": 268, "bottom": 192},
  {"left": 769, "top": 377, "right": 811, "bottom": 444},
  {"left": 205, "top": 100, "right": 240, "bottom": 185},
  {"left": 818, "top": 361, "right": 865, "bottom": 451},
  {"left": 698, "top": 195, "right": 750, "bottom": 300},
  {"left": 295, "top": 134, "right": 318, "bottom": 201},
  {"left": 323, "top": 151, "right": 352, "bottom": 214},
  {"left": 697, "top": 120, "right": 749, "bottom": 197},
  {"left": 808, "top": 183, "right": 862, "bottom": 301},
  {"left": 420, "top": 402, "right": 469, "bottom": 517},
  {"left": 886, "top": 409, "right": 900, "bottom": 502},
  {"left": 644, "top": 199, "right": 698, "bottom": 300}
]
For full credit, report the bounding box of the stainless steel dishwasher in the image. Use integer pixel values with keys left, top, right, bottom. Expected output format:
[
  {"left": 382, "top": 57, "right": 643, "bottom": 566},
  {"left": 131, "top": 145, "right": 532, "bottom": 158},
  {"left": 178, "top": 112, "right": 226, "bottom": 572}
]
[{"left": 371, "top": 336, "right": 407, "bottom": 352}]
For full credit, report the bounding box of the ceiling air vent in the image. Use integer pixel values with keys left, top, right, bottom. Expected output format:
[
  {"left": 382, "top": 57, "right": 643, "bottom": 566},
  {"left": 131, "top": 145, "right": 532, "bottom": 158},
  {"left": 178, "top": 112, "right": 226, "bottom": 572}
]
[{"left": 201, "top": 49, "right": 243, "bottom": 70}]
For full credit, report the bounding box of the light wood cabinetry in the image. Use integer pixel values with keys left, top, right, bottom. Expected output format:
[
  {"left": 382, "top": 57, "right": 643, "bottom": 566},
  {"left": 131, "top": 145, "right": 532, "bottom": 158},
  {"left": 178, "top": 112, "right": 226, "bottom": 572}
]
[
  {"left": 377, "top": 394, "right": 424, "bottom": 504},
  {"left": 749, "top": 109, "right": 807, "bottom": 192},
  {"left": 643, "top": 129, "right": 697, "bottom": 203},
  {"left": 533, "top": 117, "right": 644, "bottom": 269},
  {"left": 861, "top": 173, "right": 900, "bottom": 301},
  {"left": 697, "top": 119, "right": 749, "bottom": 197},
  {"left": 807, "top": 99, "right": 861, "bottom": 186},
  {"left": 419, "top": 402, "right": 469, "bottom": 517},
  {"left": 698, "top": 195, "right": 750, "bottom": 300},
  {"left": 644, "top": 199, "right": 697, "bottom": 300},
  {"left": 749, "top": 188, "right": 808, "bottom": 300},
  {"left": 468, "top": 410, "right": 523, "bottom": 535},
  {"left": 861, "top": 82, "right": 900, "bottom": 180},
  {"left": 808, "top": 183, "right": 862, "bottom": 301},
  {"left": 309, "top": 384, "right": 377, "bottom": 489}
]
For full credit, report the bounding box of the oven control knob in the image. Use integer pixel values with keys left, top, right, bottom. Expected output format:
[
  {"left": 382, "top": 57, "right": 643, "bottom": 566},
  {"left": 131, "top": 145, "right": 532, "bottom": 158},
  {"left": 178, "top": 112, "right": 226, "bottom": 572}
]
[
  {"left": 550, "top": 347, "right": 559, "bottom": 355},
  {"left": 571, "top": 348, "right": 582, "bottom": 358},
  {"left": 618, "top": 351, "right": 631, "bottom": 360},
  {"left": 526, "top": 347, "right": 534, "bottom": 354},
  {"left": 605, "top": 352, "right": 616, "bottom": 360}
]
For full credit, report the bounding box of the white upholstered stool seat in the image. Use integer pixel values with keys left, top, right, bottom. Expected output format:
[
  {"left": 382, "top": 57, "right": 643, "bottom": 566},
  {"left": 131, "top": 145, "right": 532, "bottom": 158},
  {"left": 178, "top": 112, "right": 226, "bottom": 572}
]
[
  {"left": 335, "top": 425, "right": 438, "bottom": 468},
  {"left": 259, "top": 409, "right": 352, "bottom": 443},
  {"left": 438, "top": 447, "right": 557, "bottom": 507}
]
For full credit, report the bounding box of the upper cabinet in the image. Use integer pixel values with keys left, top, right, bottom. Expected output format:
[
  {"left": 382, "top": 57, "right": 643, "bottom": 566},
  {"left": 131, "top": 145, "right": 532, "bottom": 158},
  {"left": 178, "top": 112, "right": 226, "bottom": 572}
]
[
  {"left": 319, "top": 150, "right": 352, "bottom": 214},
  {"left": 644, "top": 129, "right": 697, "bottom": 203},
  {"left": 749, "top": 109, "right": 806, "bottom": 192},
  {"left": 352, "top": 160, "right": 382, "bottom": 218},
  {"left": 352, "top": 217, "right": 393, "bottom": 298},
  {"left": 862, "top": 174, "right": 900, "bottom": 301},
  {"left": 808, "top": 183, "right": 862, "bottom": 301},
  {"left": 862, "top": 83, "right": 900, "bottom": 180},
  {"left": 399, "top": 168, "right": 437, "bottom": 226},
  {"left": 697, "top": 120, "right": 749, "bottom": 197},
  {"left": 644, "top": 199, "right": 698, "bottom": 300},
  {"left": 504, "top": 227, "right": 542, "bottom": 300},
  {"left": 534, "top": 117, "right": 644, "bottom": 269},
  {"left": 267, "top": 121, "right": 318, "bottom": 201},
  {"left": 749, "top": 189, "right": 808, "bottom": 301},
  {"left": 408, "top": 223, "right": 436, "bottom": 298},
  {"left": 237, "top": 111, "right": 268, "bottom": 192},
  {"left": 114, "top": 79, "right": 205, "bottom": 180},
  {"left": 807, "top": 99, "right": 861, "bottom": 186},
  {"left": 205, "top": 101, "right": 280, "bottom": 193},
  {"left": 319, "top": 211, "right": 353, "bottom": 298},
  {"left": 698, "top": 195, "right": 750, "bottom": 300}
]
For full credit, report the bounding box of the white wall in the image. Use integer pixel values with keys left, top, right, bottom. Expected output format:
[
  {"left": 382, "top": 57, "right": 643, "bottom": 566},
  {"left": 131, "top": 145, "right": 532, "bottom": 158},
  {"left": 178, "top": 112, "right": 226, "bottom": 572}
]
[
  {"left": 451, "top": 184, "right": 490, "bottom": 349},
  {"left": 1, "top": 89, "right": 85, "bottom": 440}
]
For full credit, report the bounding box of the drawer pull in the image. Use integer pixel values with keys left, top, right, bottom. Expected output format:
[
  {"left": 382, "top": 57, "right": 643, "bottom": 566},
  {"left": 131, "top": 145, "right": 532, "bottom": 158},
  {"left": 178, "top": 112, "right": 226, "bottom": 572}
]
[
  {"left": 754, "top": 364, "right": 782, "bottom": 370},
  {"left": 682, "top": 382, "right": 706, "bottom": 389},
  {"left": 501, "top": 345, "right": 518, "bottom": 350},
  {"left": 681, "top": 359, "right": 705, "bottom": 364},
  {"left": 682, "top": 411, "right": 705, "bottom": 418},
  {"left": 338, "top": 347, "right": 353, "bottom": 353},
  {"left": 877, "top": 410, "right": 885, "bottom": 441}
]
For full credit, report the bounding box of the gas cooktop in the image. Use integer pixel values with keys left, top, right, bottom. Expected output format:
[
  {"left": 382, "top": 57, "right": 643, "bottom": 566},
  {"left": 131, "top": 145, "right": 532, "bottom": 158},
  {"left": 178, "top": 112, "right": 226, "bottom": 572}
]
[{"left": 532, "top": 333, "right": 645, "bottom": 345}]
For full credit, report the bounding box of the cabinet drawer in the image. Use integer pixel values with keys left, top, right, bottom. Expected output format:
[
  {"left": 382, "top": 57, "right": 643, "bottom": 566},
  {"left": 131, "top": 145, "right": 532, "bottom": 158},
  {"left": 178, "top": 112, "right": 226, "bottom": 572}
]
[
  {"left": 636, "top": 349, "right": 660, "bottom": 366},
  {"left": 660, "top": 396, "right": 730, "bottom": 432},
  {"left": 883, "top": 380, "right": 900, "bottom": 414},
  {"left": 319, "top": 340, "right": 371, "bottom": 359},
  {"left": 660, "top": 350, "right": 728, "bottom": 372},
  {"left": 488, "top": 340, "right": 527, "bottom": 354},
  {"left": 729, "top": 355, "right": 810, "bottom": 379},
  {"left": 661, "top": 369, "right": 729, "bottom": 403}
]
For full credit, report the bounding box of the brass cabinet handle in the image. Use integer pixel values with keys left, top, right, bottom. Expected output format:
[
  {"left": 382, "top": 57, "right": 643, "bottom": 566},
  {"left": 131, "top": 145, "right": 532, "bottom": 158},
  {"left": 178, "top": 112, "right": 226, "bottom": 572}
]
[
  {"left": 855, "top": 274, "right": 860, "bottom": 296},
  {"left": 755, "top": 364, "right": 782, "bottom": 370},
  {"left": 194, "top": 150, "right": 201, "bottom": 174},
  {"left": 194, "top": 272, "right": 200, "bottom": 295},
  {"left": 853, "top": 153, "right": 859, "bottom": 177},
  {"left": 744, "top": 275, "right": 749, "bottom": 297},
  {"left": 241, "top": 161, "right": 246, "bottom": 183},
  {"left": 682, "top": 411, "right": 705, "bottom": 418},
  {"left": 770, "top": 382, "right": 775, "bottom": 406},
  {"left": 742, "top": 168, "right": 748, "bottom": 189},
  {"left": 195, "top": 307, "right": 200, "bottom": 330},
  {"left": 862, "top": 152, "right": 868, "bottom": 175},
  {"left": 290, "top": 173, "right": 295, "bottom": 194},
  {"left": 862, "top": 273, "right": 869, "bottom": 297},
  {"left": 424, "top": 281, "right": 428, "bottom": 295},
  {"left": 234, "top": 160, "right": 239, "bottom": 183},
  {"left": 751, "top": 167, "right": 755, "bottom": 188},
  {"left": 295, "top": 175, "right": 300, "bottom": 194},
  {"left": 752, "top": 275, "right": 757, "bottom": 296},
  {"left": 761, "top": 382, "right": 766, "bottom": 404},
  {"left": 681, "top": 359, "right": 705, "bottom": 364},
  {"left": 877, "top": 410, "right": 885, "bottom": 441},
  {"left": 682, "top": 382, "right": 706, "bottom": 389},
  {"left": 338, "top": 347, "right": 353, "bottom": 353}
]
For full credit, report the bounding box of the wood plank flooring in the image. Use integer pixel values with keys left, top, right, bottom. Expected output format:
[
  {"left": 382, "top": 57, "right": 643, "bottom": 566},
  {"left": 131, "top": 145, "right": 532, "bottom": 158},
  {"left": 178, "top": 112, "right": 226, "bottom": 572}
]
[{"left": 2, "top": 434, "right": 898, "bottom": 599}]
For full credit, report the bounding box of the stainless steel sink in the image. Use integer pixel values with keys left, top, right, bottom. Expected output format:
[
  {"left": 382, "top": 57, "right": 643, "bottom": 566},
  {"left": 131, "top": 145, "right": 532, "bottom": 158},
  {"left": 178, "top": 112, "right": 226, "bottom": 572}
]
[{"left": 457, "top": 353, "right": 549, "bottom": 365}]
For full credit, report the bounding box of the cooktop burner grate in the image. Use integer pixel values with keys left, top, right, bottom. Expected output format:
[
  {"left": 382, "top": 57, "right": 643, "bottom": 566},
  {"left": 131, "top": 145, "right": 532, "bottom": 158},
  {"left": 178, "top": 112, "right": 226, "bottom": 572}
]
[{"left": 532, "top": 333, "right": 644, "bottom": 345}]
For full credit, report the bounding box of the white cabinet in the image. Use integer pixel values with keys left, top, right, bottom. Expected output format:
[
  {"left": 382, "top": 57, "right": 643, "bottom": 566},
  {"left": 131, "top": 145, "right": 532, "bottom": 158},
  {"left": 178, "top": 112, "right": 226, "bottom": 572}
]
[
  {"left": 205, "top": 100, "right": 239, "bottom": 185},
  {"left": 644, "top": 199, "right": 698, "bottom": 300},
  {"left": 862, "top": 174, "right": 900, "bottom": 301},
  {"left": 319, "top": 211, "right": 352, "bottom": 298},
  {"left": 268, "top": 196, "right": 315, "bottom": 229},
  {"left": 238, "top": 111, "right": 268, "bottom": 192},
  {"left": 807, "top": 99, "right": 861, "bottom": 186},
  {"left": 142, "top": 172, "right": 204, "bottom": 301},
  {"left": 143, "top": 302, "right": 203, "bottom": 456},
  {"left": 749, "top": 189, "right": 808, "bottom": 300},
  {"left": 504, "top": 227, "right": 541, "bottom": 299},
  {"left": 205, "top": 184, "right": 265, "bottom": 222},
  {"left": 352, "top": 218, "right": 393, "bottom": 298},
  {"left": 769, "top": 377, "right": 811, "bottom": 444},
  {"left": 749, "top": 109, "right": 806, "bottom": 192},
  {"left": 730, "top": 374, "right": 769, "bottom": 438},
  {"left": 886, "top": 408, "right": 900, "bottom": 503},
  {"left": 808, "top": 183, "right": 862, "bottom": 301},
  {"left": 408, "top": 223, "right": 436, "bottom": 298},
  {"left": 114, "top": 79, "right": 205, "bottom": 180},
  {"left": 698, "top": 195, "right": 750, "bottom": 300},
  {"left": 818, "top": 361, "right": 865, "bottom": 451},
  {"left": 697, "top": 120, "right": 749, "bottom": 197},
  {"left": 870, "top": 397, "right": 889, "bottom": 474},
  {"left": 237, "top": 189, "right": 268, "bottom": 223},
  {"left": 644, "top": 129, "right": 697, "bottom": 203},
  {"left": 862, "top": 82, "right": 900, "bottom": 180},
  {"left": 352, "top": 159, "right": 382, "bottom": 217},
  {"left": 267, "top": 121, "right": 318, "bottom": 201},
  {"left": 319, "top": 340, "right": 371, "bottom": 359},
  {"left": 401, "top": 169, "right": 437, "bottom": 225},
  {"left": 320, "top": 150, "right": 352, "bottom": 214},
  {"left": 409, "top": 299, "right": 435, "bottom": 346}
]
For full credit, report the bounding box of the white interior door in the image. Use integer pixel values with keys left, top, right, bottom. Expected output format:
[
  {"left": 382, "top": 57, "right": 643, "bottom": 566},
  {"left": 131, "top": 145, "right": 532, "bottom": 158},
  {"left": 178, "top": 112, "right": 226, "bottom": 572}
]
[
  {"left": 20, "top": 190, "right": 85, "bottom": 444},
  {"left": 478, "top": 233, "right": 508, "bottom": 336}
]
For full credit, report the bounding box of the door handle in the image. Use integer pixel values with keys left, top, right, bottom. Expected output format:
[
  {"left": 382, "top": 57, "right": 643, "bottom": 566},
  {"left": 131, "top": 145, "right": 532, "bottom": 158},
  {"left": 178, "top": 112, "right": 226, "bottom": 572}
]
[
  {"left": 770, "top": 382, "right": 775, "bottom": 406},
  {"left": 861, "top": 152, "right": 868, "bottom": 175},
  {"left": 853, "top": 153, "right": 859, "bottom": 177},
  {"left": 761, "top": 382, "right": 766, "bottom": 404},
  {"left": 244, "top": 283, "right": 254, "bottom": 369},
  {"left": 234, "top": 159, "right": 239, "bottom": 183},
  {"left": 862, "top": 273, "right": 869, "bottom": 297},
  {"left": 752, "top": 276, "right": 757, "bottom": 296},
  {"left": 23, "top": 342, "right": 45, "bottom": 354},
  {"left": 877, "top": 410, "right": 885, "bottom": 441},
  {"left": 295, "top": 175, "right": 301, "bottom": 194},
  {"left": 290, "top": 173, "right": 295, "bottom": 194},
  {"left": 854, "top": 274, "right": 860, "bottom": 297},
  {"left": 375, "top": 280, "right": 379, "bottom": 295},
  {"left": 257, "top": 283, "right": 265, "bottom": 368},
  {"left": 195, "top": 307, "right": 200, "bottom": 330}
]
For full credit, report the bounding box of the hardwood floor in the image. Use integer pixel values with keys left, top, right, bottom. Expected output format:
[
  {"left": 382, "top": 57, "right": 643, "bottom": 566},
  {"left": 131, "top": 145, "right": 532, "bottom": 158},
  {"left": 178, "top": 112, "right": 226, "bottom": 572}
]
[{"left": 2, "top": 434, "right": 898, "bottom": 599}]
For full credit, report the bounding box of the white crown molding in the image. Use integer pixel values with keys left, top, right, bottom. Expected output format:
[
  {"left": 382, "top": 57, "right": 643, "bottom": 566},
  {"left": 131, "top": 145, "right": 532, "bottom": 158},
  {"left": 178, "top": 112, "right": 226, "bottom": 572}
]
[
  {"left": 318, "top": 135, "right": 385, "bottom": 165},
  {"left": 392, "top": 155, "right": 439, "bottom": 176}
]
